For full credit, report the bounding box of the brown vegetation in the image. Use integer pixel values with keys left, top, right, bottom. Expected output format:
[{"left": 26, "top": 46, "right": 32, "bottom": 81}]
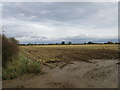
[
  {"left": 2, "top": 34, "right": 19, "bottom": 67},
  {"left": 21, "top": 44, "right": 119, "bottom": 64}
]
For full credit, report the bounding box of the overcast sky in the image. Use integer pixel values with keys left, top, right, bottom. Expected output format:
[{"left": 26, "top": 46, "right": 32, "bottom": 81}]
[{"left": 1, "top": 2, "right": 118, "bottom": 44}]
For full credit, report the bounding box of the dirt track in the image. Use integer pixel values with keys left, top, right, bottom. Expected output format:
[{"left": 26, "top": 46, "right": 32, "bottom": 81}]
[{"left": 3, "top": 59, "right": 118, "bottom": 88}]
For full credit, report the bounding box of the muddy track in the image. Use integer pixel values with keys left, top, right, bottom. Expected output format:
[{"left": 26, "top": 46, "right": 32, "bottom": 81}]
[{"left": 2, "top": 59, "right": 118, "bottom": 88}]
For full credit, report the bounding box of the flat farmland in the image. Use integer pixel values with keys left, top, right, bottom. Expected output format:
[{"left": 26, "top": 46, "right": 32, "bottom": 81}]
[
  {"left": 3, "top": 44, "right": 119, "bottom": 88},
  {"left": 20, "top": 44, "right": 119, "bottom": 63}
]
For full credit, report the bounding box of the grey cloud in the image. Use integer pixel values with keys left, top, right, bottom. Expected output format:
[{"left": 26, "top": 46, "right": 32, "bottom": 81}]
[
  {"left": 62, "top": 36, "right": 118, "bottom": 43},
  {"left": 2, "top": 2, "right": 118, "bottom": 44},
  {"left": 16, "top": 35, "right": 118, "bottom": 44},
  {"left": 30, "top": 36, "right": 40, "bottom": 38},
  {"left": 2, "top": 2, "right": 117, "bottom": 24}
]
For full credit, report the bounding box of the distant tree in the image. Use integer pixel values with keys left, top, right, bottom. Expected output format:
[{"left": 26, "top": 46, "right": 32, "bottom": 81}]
[
  {"left": 27, "top": 43, "right": 32, "bottom": 45},
  {"left": 68, "top": 41, "right": 72, "bottom": 45},
  {"left": 115, "top": 42, "right": 118, "bottom": 44},
  {"left": 87, "top": 41, "right": 94, "bottom": 44},
  {"left": 48, "top": 43, "right": 54, "bottom": 45},
  {"left": 104, "top": 41, "right": 114, "bottom": 44},
  {"left": 117, "top": 42, "right": 120, "bottom": 44},
  {"left": 61, "top": 41, "right": 65, "bottom": 45}
]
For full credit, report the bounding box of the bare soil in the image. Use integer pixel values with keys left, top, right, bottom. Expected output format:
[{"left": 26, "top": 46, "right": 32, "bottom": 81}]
[
  {"left": 2, "top": 59, "right": 118, "bottom": 88},
  {"left": 20, "top": 45, "right": 119, "bottom": 64}
]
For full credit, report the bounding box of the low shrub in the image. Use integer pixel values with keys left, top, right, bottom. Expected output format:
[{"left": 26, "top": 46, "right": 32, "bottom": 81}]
[{"left": 2, "top": 35, "right": 19, "bottom": 67}]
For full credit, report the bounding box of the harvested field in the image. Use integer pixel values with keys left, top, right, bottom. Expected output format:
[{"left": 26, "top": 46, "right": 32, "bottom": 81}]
[
  {"left": 2, "top": 44, "right": 119, "bottom": 88},
  {"left": 20, "top": 44, "right": 119, "bottom": 63}
]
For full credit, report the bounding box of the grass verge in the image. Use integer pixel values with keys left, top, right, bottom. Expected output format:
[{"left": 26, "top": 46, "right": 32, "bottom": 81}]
[{"left": 2, "top": 51, "right": 41, "bottom": 80}]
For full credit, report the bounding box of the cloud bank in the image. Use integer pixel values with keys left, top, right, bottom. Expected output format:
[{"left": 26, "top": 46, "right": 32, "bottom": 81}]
[{"left": 1, "top": 2, "right": 118, "bottom": 44}]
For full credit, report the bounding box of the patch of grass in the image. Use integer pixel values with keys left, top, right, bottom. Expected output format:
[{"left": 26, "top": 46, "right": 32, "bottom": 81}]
[{"left": 2, "top": 51, "right": 41, "bottom": 80}]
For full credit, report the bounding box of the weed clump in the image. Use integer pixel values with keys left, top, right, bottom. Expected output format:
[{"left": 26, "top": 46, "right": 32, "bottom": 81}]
[{"left": 2, "top": 52, "right": 41, "bottom": 80}]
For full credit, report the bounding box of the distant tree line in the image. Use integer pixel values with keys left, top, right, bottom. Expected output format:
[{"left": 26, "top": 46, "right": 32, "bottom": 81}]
[{"left": 19, "top": 41, "right": 120, "bottom": 46}]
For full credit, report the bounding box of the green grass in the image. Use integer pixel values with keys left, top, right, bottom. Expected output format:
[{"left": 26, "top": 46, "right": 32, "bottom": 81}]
[{"left": 2, "top": 51, "right": 41, "bottom": 80}]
